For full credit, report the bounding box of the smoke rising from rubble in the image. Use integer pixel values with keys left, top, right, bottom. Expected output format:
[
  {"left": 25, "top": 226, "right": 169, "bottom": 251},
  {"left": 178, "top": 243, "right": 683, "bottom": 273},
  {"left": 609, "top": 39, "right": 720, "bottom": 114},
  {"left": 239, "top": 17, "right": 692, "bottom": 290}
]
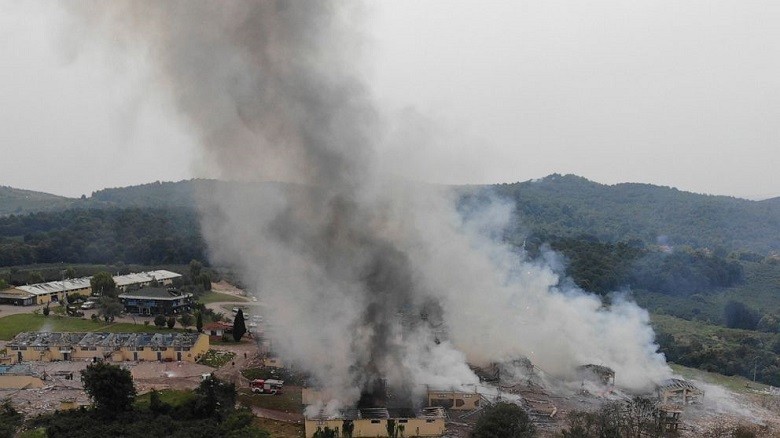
[{"left": 68, "top": 0, "right": 670, "bottom": 405}]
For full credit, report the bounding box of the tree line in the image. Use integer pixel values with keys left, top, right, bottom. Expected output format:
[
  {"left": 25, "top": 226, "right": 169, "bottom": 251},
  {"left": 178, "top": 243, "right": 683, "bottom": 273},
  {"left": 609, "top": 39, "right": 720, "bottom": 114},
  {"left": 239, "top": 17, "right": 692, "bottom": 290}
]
[
  {"left": 525, "top": 234, "right": 745, "bottom": 297},
  {"left": 0, "top": 207, "right": 205, "bottom": 267}
]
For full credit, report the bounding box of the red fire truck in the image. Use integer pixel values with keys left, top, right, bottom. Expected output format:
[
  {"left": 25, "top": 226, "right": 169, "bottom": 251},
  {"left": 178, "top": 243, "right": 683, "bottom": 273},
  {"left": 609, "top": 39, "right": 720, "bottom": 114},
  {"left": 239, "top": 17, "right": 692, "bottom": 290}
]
[{"left": 250, "top": 379, "right": 284, "bottom": 395}]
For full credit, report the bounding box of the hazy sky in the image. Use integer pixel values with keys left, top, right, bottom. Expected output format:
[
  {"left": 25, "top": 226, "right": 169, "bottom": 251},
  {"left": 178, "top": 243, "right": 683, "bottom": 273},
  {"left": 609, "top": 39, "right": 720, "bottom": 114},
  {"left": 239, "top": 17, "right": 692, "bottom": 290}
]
[{"left": 1, "top": 1, "right": 778, "bottom": 199}]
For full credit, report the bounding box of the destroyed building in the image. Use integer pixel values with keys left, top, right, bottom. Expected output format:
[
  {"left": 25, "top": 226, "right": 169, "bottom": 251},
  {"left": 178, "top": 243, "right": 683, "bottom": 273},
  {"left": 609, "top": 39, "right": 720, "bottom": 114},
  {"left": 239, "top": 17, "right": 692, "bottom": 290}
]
[
  {"left": 657, "top": 378, "right": 704, "bottom": 405},
  {"left": 576, "top": 364, "right": 616, "bottom": 386},
  {"left": 426, "top": 388, "right": 483, "bottom": 411},
  {"left": 305, "top": 406, "right": 446, "bottom": 438},
  {"left": 7, "top": 332, "right": 209, "bottom": 363}
]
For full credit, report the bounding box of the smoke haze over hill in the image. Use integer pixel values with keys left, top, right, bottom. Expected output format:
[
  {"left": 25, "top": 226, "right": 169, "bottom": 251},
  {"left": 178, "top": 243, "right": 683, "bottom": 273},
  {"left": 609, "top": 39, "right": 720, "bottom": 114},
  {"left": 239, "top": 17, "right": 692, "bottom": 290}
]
[{"left": 68, "top": 0, "right": 670, "bottom": 405}]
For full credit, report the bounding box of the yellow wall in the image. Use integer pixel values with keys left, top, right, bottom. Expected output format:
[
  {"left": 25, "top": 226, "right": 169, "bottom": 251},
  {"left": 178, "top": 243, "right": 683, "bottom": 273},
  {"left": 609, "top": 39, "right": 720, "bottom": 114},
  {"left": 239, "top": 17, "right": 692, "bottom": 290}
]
[
  {"left": 427, "top": 391, "right": 481, "bottom": 410},
  {"left": 32, "top": 287, "right": 91, "bottom": 305},
  {"left": 9, "top": 334, "right": 209, "bottom": 364},
  {"left": 305, "top": 418, "right": 445, "bottom": 438}
]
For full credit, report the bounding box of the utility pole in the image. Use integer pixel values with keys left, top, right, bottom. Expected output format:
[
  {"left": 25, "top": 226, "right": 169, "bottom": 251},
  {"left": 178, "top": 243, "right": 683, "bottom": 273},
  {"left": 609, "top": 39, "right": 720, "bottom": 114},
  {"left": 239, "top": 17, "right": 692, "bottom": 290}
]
[{"left": 753, "top": 358, "right": 759, "bottom": 383}]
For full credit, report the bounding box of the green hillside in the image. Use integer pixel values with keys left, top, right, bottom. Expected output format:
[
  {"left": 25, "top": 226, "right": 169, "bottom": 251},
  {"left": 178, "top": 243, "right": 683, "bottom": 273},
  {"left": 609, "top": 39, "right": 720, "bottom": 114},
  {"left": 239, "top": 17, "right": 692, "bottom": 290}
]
[
  {"left": 0, "top": 186, "right": 77, "bottom": 215},
  {"left": 652, "top": 314, "right": 780, "bottom": 385},
  {"left": 485, "top": 174, "right": 780, "bottom": 254},
  {"left": 5, "top": 175, "right": 779, "bottom": 254},
  {"left": 633, "top": 261, "right": 780, "bottom": 325}
]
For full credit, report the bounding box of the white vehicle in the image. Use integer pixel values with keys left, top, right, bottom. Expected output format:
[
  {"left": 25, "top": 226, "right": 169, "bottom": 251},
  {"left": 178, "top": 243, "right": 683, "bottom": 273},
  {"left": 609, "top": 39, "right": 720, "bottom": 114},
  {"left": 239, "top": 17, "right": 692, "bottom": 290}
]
[{"left": 80, "top": 301, "right": 96, "bottom": 310}]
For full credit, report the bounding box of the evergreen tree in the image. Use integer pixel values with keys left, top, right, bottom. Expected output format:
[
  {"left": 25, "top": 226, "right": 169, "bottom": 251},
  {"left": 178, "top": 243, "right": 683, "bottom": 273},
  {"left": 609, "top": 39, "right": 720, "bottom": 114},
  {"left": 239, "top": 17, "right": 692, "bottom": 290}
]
[
  {"left": 233, "top": 309, "right": 246, "bottom": 341},
  {"left": 196, "top": 311, "right": 203, "bottom": 333}
]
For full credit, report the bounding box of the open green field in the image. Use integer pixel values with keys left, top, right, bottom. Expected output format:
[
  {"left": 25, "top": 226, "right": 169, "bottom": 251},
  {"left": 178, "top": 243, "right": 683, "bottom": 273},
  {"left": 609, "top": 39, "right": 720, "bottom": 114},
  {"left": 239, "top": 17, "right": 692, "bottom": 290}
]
[
  {"left": 651, "top": 313, "right": 777, "bottom": 347},
  {"left": 238, "top": 386, "right": 303, "bottom": 413},
  {"left": 252, "top": 418, "right": 304, "bottom": 438},
  {"left": 135, "top": 389, "right": 195, "bottom": 409},
  {"left": 0, "top": 314, "right": 184, "bottom": 340},
  {"left": 669, "top": 363, "right": 770, "bottom": 394}
]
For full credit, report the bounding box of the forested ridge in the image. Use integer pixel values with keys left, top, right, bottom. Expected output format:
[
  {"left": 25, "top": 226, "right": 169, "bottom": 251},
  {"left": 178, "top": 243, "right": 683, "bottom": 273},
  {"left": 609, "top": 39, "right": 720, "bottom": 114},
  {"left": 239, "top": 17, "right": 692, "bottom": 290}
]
[
  {"left": 2, "top": 176, "right": 780, "bottom": 385},
  {"left": 482, "top": 174, "right": 780, "bottom": 254},
  {"left": 0, "top": 207, "right": 205, "bottom": 267}
]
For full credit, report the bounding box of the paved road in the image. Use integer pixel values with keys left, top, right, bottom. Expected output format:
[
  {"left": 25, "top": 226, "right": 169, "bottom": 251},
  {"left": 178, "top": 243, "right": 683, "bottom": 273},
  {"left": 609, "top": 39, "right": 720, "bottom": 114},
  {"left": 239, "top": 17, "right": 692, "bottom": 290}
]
[{"left": 0, "top": 303, "right": 46, "bottom": 318}]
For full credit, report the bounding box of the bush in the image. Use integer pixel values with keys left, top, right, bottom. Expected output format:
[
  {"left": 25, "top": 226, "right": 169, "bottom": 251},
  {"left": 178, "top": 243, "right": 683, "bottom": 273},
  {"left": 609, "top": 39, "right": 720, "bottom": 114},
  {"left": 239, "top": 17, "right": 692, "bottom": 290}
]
[
  {"left": 473, "top": 402, "right": 536, "bottom": 438},
  {"left": 154, "top": 315, "right": 167, "bottom": 328},
  {"left": 81, "top": 362, "right": 136, "bottom": 415}
]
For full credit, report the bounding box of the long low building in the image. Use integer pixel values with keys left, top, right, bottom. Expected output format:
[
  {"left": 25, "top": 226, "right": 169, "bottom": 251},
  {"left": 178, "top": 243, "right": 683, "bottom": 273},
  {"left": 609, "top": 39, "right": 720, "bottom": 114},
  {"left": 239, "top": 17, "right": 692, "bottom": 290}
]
[
  {"left": 0, "top": 270, "right": 183, "bottom": 306},
  {"left": 0, "top": 277, "right": 93, "bottom": 306},
  {"left": 6, "top": 332, "right": 209, "bottom": 363},
  {"left": 113, "top": 270, "right": 181, "bottom": 291}
]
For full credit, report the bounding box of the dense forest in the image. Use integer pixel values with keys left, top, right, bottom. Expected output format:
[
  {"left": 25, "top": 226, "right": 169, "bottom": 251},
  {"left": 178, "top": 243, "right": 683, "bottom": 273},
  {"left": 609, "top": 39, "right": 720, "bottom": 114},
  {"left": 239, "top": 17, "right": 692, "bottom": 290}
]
[
  {"left": 482, "top": 174, "right": 780, "bottom": 254},
  {"left": 527, "top": 235, "right": 746, "bottom": 296},
  {"left": 5, "top": 175, "right": 780, "bottom": 254},
  {"left": 0, "top": 208, "right": 205, "bottom": 267}
]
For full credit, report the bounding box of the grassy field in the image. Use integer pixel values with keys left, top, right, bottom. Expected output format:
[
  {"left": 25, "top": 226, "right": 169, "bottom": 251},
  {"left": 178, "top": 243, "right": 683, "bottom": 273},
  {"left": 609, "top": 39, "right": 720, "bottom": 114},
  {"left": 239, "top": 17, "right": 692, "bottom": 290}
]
[
  {"left": 0, "top": 314, "right": 185, "bottom": 340},
  {"left": 252, "top": 418, "right": 304, "bottom": 438},
  {"left": 238, "top": 386, "right": 303, "bottom": 413},
  {"left": 650, "top": 313, "right": 777, "bottom": 347},
  {"left": 198, "top": 291, "right": 247, "bottom": 304},
  {"left": 135, "top": 389, "right": 196, "bottom": 409},
  {"left": 669, "top": 363, "right": 770, "bottom": 394}
]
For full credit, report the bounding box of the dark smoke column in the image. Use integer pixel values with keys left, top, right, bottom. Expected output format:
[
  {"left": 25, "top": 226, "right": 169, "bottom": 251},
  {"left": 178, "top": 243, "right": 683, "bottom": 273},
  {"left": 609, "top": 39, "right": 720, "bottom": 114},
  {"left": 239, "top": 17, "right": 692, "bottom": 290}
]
[{"left": 67, "top": 0, "right": 439, "bottom": 405}]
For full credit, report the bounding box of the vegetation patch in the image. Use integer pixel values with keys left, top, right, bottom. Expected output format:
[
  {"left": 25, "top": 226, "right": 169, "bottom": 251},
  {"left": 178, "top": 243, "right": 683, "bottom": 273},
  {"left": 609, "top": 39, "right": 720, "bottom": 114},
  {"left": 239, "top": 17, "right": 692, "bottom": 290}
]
[
  {"left": 198, "top": 349, "right": 236, "bottom": 368},
  {"left": 25, "top": 366, "right": 270, "bottom": 438},
  {"left": 238, "top": 386, "right": 303, "bottom": 413},
  {"left": 669, "top": 363, "right": 770, "bottom": 394},
  {"left": 0, "top": 314, "right": 188, "bottom": 340},
  {"left": 653, "top": 314, "right": 780, "bottom": 386},
  {"left": 0, "top": 314, "right": 103, "bottom": 340},
  {"left": 252, "top": 417, "right": 304, "bottom": 438},
  {"left": 135, "top": 389, "right": 195, "bottom": 409}
]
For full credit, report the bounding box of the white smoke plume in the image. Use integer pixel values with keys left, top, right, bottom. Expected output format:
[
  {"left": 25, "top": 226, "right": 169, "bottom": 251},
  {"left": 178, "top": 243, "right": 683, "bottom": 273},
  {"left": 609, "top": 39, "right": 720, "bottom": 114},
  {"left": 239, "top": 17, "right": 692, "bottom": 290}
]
[{"left": 67, "top": 0, "right": 670, "bottom": 406}]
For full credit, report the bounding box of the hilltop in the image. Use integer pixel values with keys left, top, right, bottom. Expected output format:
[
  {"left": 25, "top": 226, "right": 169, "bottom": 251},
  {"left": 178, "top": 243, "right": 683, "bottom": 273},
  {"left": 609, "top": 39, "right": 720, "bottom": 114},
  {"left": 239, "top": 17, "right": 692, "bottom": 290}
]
[
  {"left": 3, "top": 175, "right": 779, "bottom": 254},
  {"left": 484, "top": 174, "right": 780, "bottom": 254},
  {"left": 0, "top": 186, "right": 78, "bottom": 216}
]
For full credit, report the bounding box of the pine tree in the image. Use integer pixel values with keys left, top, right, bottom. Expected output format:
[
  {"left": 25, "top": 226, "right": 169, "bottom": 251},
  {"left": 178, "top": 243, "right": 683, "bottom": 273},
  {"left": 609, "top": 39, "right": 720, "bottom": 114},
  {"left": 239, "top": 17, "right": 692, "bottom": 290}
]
[
  {"left": 233, "top": 309, "right": 246, "bottom": 341},
  {"left": 196, "top": 311, "right": 203, "bottom": 333}
]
